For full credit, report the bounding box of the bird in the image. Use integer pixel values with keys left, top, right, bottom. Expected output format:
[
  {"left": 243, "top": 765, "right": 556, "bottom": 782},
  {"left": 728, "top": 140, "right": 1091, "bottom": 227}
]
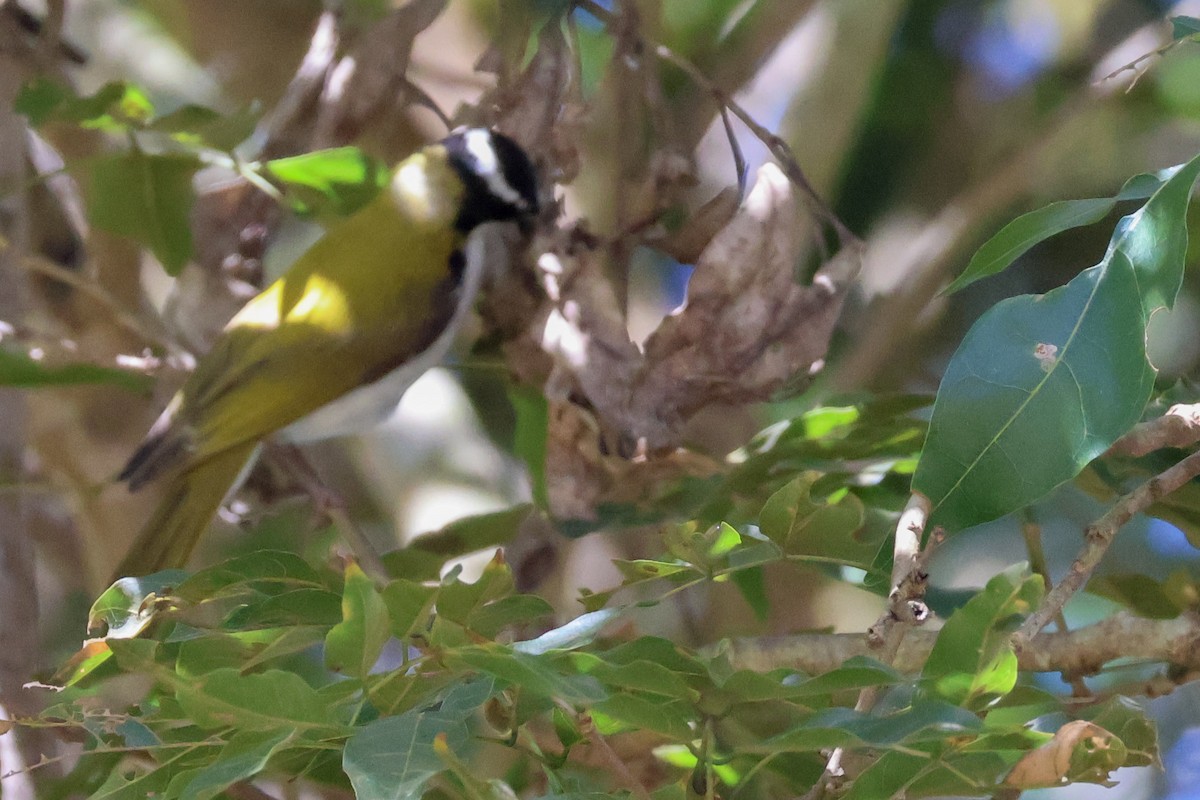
[{"left": 114, "top": 128, "right": 540, "bottom": 579}]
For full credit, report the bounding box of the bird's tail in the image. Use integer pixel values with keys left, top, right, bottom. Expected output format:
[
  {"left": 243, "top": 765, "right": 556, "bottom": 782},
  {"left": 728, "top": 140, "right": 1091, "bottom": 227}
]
[{"left": 112, "top": 441, "right": 258, "bottom": 582}]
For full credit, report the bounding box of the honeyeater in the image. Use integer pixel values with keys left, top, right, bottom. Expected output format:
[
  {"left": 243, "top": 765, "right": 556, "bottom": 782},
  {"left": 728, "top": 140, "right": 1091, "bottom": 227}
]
[{"left": 115, "top": 128, "right": 539, "bottom": 578}]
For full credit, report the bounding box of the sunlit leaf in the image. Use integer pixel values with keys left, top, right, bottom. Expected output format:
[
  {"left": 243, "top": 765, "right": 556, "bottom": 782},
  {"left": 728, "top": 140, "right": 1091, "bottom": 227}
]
[
  {"left": 325, "top": 563, "right": 391, "bottom": 678},
  {"left": 265, "top": 147, "right": 386, "bottom": 216},
  {"left": 923, "top": 565, "right": 1042, "bottom": 707}
]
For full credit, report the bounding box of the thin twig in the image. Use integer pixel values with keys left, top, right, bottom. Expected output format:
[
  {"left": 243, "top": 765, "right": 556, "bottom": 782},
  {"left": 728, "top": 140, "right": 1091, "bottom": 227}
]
[
  {"left": 806, "top": 494, "right": 936, "bottom": 798},
  {"left": 830, "top": 11, "right": 1174, "bottom": 392},
  {"left": 1020, "top": 510, "right": 1090, "bottom": 697},
  {"left": 572, "top": 0, "right": 858, "bottom": 249},
  {"left": 585, "top": 717, "right": 652, "bottom": 800},
  {"left": 1014, "top": 449, "right": 1200, "bottom": 649},
  {"left": 19, "top": 251, "right": 181, "bottom": 356},
  {"left": 722, "top": 610, "right": 1200, "bottom": 682}
]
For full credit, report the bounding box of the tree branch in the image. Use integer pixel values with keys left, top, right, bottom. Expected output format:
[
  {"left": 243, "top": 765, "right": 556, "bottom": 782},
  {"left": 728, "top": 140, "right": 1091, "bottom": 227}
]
[
  {"left": 724, "top": 610, "right": 1200, "bottom": 680},
  {"left": 1014, "top": 449, "right": 1200, "bottom": 649},
  {"left": 1107, "top": 403, "right": 1200, "bottom": 457}
]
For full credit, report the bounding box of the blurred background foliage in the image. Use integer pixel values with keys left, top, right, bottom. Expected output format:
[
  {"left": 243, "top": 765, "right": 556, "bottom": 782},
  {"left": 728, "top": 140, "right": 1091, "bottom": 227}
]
[{"left": 10, "top": 0, "right": 1200, "bottom": 797}]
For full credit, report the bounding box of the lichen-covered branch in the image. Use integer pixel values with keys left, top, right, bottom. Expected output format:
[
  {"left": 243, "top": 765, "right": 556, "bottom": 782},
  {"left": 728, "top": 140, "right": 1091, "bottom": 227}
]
[
  {"left": 724, "top": 611, "right": 1200, "bottom": 682},
  {"left": 1014, "top": 449, "right": 1200, "bottom": 648},
  {"left": 1107, "top": 403, "right": 1200, "bottom": 457}
]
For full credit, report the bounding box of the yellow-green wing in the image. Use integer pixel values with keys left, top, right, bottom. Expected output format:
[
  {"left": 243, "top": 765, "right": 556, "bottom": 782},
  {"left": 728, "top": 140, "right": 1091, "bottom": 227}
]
[{"left": 180, "top": 199, "right": 463, "bottom": 460}]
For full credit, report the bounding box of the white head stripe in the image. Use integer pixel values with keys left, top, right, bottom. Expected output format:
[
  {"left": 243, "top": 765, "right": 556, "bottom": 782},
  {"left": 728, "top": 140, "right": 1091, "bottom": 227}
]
[{"left": 463, "top": 128, "right": 528, "bottom": 209}]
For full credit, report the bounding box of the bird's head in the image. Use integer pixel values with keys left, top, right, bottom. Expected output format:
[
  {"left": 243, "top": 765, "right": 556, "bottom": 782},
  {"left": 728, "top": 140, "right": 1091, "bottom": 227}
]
[{"left": 442, "top": 127, "right": 540, "bottom": 233}]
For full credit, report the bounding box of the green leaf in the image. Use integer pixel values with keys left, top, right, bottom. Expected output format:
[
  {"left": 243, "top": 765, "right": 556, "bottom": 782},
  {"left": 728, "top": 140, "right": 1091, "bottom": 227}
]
[
  {"left": 922, "top": 565, "right": 1042, "bottom": 706},
  {"left": 1086, "top": 572, "right": 1191, "bottom": 619},
  {"left": 783, "top": 657, "right": 902, "bottom": 699},
  {"left": 730, "top": 565, "right": 769, "bottom": 622},
  {"left": 466, "top": 594, "right": 554, "bottom": 638},
  {"left": 914, "top": 153, "right": 1200, "bottom": 531},
  {"left": 177, "top": 550, "right": 325, "bottom": 601},
  {"left": 452, "top": 647, "right": 607, "bottom": 704},
  {"left": 0, "top": 349, "right": 148, "bottom": 391},
  {"left": 148, "top": 103, "right": 259, "bottom": 150},
  {"left": 734, "top": 394, "right": 929, "bottom": 490},
  {"left": 228, "top": 588, "right": 344, "bottom": 628},
  {"left": 383, "top": 505, "right": 536, "bottom": 581},
  {"left": 90, "top": 151, "right": 198, "bottom": 275},
  {"left": 841, "top": 750, "right": 931, "bottom": 800},
  {"left": 343, "top": 679, "right": 493, "bottom": 800},
  {"left": 435, "top": 555, "right": 514, "bottom": 626},
  {"left": 945, "top": 198, "right": 1116, "bottom": 295},
  {"left": 752, "top": 700, "right": 982, "bottom": 753},
  {"left": 89, "top": 758, "right": 176, "bottom": 800},
  {"left": 591, "top": 693, "right": 694, "bottom": 739},
  {"left": 381, "top": 579, "right": 439, "bottom": 640},
  {"left": 1083, "top": 696, "right": 1159, "bottom": 768},
  {"left": 984, "top": 685, "right": 1062, "bottom": 729},
  {"left": 510, "top": 385, "right": 549, "bottom": 508},
  {"left": 176, "top": 668, "right": 335, "bottom": 731},
  {"left": 265, "top": 147, "right": 386, "bottom": 216},
  {"left": 943, "top": 171, "right": 1162, "bottom": 296},
  {"left": 17, "top": 79, "right": 155, "bottom": 130},
  {"left": 568, "top": 653, "right": 697, "bottom": 700},
  {"left": 325, "top": 563, "right": 391, "bottom": 678},
  {"left": 240, "top": 626, "right": 329, "bottom": 672},
  {"left": 1171, "top": 15, "right": 1200, "bottom": 40},
  {"left": 757, "top": 472, "right": 870, "bottom": 567},
  {"left": 177, "top": 729, "right": 293, "bottom": 800}
]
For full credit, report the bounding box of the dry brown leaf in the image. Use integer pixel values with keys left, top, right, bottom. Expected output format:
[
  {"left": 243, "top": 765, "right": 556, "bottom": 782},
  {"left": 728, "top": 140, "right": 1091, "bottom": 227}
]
[
  {"left": 654, "top": 186, "right": 741, "bottom": 265},
  {"left": 631, "top": 162, "right": 850, "bottom": 445},
  {"left": 312, "top": 0, "right": 447, "bottom": 146},
  {"left": 487, "top": 22, "right": 580, "bottom": 184},
  {"left": 1004, "top": 720, "right": 1121, "bottom": 789}
]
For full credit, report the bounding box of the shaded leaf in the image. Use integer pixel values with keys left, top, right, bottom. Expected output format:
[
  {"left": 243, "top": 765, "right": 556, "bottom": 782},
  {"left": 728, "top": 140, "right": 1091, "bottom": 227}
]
[
  {"left": 452, "top": 647, "right": 606, "bottom": 704},
  {"left": 758, "top": 472, "right": 870, "bottom": 567},
  {"left": 752, "top": 701, "right": 982, "bottom": 753},
  {"left": 0, "top": 349, "right": 148, "bottom": 391},
  {"left": 384, "top": 505, "right": 535, "bottom": 581},
  {"left": 914, "top": 153, "right": 1200, "bottom": 531},
  {"left": 178, "top": 729, "right": 293, "bottom": 800},
  {"left": 510, "top": 386, "right": 549, "bottom": 508},
  {"left": 944, "top": 198, "right": 1118, "bottom": 295},
  {"left": 943, "top": 171, "right": 1160, "bottom": 296},
  {"left": 176, "top": 669, "right": 335, "bottom": 731},
  {"left": 1083, "top": 696, "right": 1159, "bottom": 768},
  {"left": 591, "top": 693, "right": 694, "bottom": 740},
  {"left": 1086, "top": 571, "right": 1194, "bottom": 619},
  {"left": 343, "top": 679, "right": 492, "bottom": 800},
  {"left": 90, "top": 151, "right": 198, "bottom": 274},
  {"left": 1171, "top": 15, "right": 1200, "bottom": 40}
]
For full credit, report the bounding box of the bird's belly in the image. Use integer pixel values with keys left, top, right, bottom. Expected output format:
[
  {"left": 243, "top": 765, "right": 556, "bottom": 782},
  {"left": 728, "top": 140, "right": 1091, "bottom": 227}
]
[
  {"left": 277, "top": 223, "right": 497, "bottom": 444},
  {"left": 279, "top": 342, "right": 447, "bottom": 443}
]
